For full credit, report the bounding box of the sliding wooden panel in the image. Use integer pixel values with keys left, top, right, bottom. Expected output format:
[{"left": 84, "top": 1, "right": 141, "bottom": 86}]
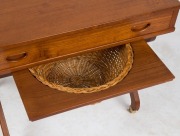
[{"left": 13, "top": 40, "right": 174, "bottom": 121}]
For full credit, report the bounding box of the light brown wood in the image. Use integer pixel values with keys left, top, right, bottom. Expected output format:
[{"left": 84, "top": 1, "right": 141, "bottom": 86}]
[
  {"left": 170, "top": 7, "right": 180, "bottom": 27},
  {"left": 13, "top": 40, "right": 175, "bottom": 121},
  {"left": 0, "top": 11, "right": 175, "bottom": 75},
  {"left": 0, "top": 103, "right": 10, "bottom": 136},
  {"left": 0, "top": 27, "right": 175, "bottom": 76},
  {"left": 0, "top": 0, "right": 179, "bottom": 49},
  {"left": 0, "top": 0, "right": 179, "bottom": 134},
  {"left": 0, "top": 1, "right": 179, "bottom": 76}
]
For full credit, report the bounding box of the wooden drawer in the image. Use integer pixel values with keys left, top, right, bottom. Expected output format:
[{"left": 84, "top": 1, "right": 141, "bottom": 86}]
[
  {"left": 12, "top": 40, "right": 174, "bottom": 121},
  {"left": 0, "top": 11, "right": 174, "bottom": 75}
]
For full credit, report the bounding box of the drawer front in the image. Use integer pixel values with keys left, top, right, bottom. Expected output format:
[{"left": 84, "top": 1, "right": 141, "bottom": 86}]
[{"left": 0, "top": 11, "right": 173, "bottom": 75}]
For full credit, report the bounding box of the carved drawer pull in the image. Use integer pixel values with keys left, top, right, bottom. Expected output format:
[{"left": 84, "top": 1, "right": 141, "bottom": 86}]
[
  {"left": 131, "top": 23, "right": 151, "bottom": 32},
  {"left": 6, "top": 52, "right": 27, "bottom": 62}
]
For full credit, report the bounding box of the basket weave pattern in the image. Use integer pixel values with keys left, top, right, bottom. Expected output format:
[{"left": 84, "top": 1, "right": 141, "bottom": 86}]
[{"left": 29, "top": 44, "right": 133, "bottom": 94}]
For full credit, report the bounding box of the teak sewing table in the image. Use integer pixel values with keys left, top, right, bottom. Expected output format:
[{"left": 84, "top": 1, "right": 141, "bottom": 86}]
[{"left": 0, "top": 0, "right": 180, "bottom": 135}]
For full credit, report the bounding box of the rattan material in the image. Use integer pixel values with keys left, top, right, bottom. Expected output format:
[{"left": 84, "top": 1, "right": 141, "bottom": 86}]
[{"left": 29, "top": 44, "right": 133, "bottom": 94}]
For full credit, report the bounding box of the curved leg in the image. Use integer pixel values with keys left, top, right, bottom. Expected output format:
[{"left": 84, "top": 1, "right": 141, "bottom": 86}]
[
  {"left": 129, "top": 91, "right": 140, "bottom": 113},
  {"left": 0, "top": 102, "right": 10, "bottom": 136}
]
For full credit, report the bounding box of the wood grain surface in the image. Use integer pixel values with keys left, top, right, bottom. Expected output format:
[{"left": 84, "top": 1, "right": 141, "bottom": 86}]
[
  {"left": 0, "top": 11, "right": 173, "bottom": 75},
  {"left": 0, "top": 0, "right": 180, "bottom": 48},
  {"left": 13, "top": 40, "right": 175, "bottom": 121}
]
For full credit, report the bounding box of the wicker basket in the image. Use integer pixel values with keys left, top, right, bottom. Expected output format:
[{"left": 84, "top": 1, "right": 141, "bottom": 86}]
[{"left": 29, "top": 44, "right": 133, "bottom": 94}]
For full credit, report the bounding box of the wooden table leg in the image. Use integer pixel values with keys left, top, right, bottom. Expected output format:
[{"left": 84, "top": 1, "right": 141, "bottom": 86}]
[
  {"left": 0, "top": 102, "right": 10, "bottom": 136},
  {"left": 129, "top": 91, "right": 140, "bottom": 113}
]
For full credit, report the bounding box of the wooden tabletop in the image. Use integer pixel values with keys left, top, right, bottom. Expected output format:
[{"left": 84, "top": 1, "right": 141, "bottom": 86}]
[{"left": 0, "top": 0, "right": 180, "bottom": 48}]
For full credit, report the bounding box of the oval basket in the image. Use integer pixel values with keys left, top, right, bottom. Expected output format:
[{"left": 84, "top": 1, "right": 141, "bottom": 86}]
[{"left": 29, "top": 44, "right": 133, "bottom": 94}]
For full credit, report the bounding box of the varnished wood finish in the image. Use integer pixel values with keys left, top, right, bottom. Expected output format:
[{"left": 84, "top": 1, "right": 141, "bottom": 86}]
[
  {"left": 0, "top": 103, "right": 10, "bottom": 136},
  {"left": 170, "top": 7, "right": 180, "bottom": 27},
  {"left": 13, "top": 40, "right": 175, "bottom": 121},
  {"left": 0, "top": 1, "right": 179, "bottom": 76},
  {"left": 0, "top": 1, "right": 179, "bottom": 134},
  {"left": 0, "top": 0, "right": 180, "bottom": 48},
  {"left": 0, "top": 11, "right": 174, "bottom": 75},
  {"left": 0, "top": 28, "right": 175, "bottom": 76},
  {"left": 130, "top": 91, "right": 140, "bottom": 111}
]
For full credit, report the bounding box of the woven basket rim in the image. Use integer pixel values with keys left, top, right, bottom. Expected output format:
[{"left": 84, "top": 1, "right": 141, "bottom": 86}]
[{"left": 29, "top": 43, "right": 133, "bottom": 94}]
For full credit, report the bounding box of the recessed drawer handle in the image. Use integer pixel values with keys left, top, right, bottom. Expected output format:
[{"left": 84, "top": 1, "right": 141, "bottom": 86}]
[
  {"left": 131, "top": 23, "right": 151, "bottom": 32},
  {"left": 6, "top": 52, "right": 27, "bottom": 62}
]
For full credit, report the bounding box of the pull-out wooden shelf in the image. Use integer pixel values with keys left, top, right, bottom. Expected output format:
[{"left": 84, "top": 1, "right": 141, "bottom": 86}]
[{"left": 13, "top": 40, "right": 174, "bottom": 121}]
